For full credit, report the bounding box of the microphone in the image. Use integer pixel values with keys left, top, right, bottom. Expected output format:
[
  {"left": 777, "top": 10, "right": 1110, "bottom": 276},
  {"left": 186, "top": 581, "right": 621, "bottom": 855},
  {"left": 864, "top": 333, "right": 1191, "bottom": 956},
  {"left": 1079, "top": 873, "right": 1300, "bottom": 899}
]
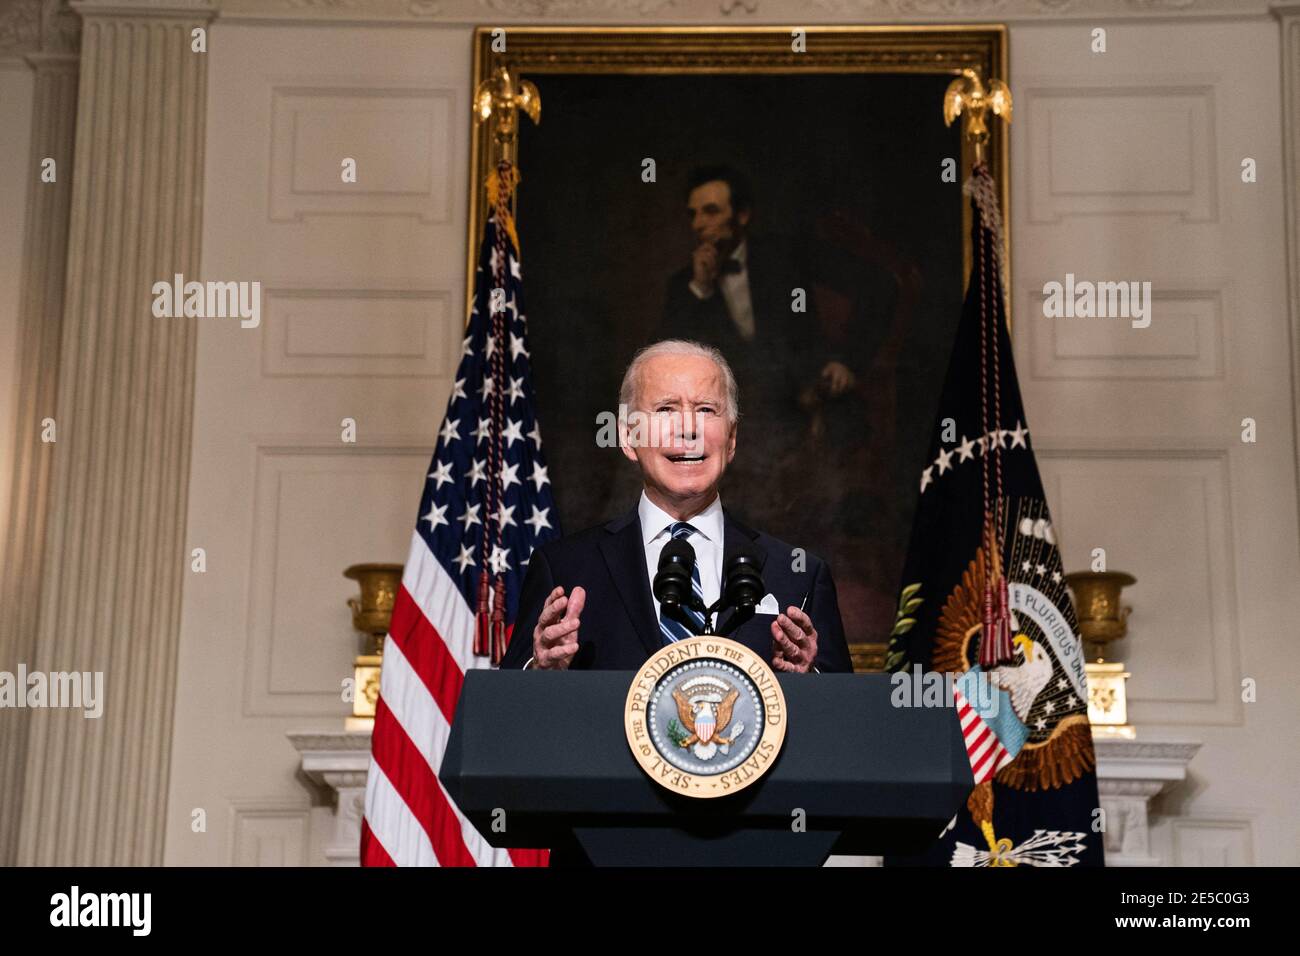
[
  {"left": 722, "top": 541, "right": 766, "bottom": 612},
  {"left": 653, "top": 537, "right": 699, "bottom": 614}
]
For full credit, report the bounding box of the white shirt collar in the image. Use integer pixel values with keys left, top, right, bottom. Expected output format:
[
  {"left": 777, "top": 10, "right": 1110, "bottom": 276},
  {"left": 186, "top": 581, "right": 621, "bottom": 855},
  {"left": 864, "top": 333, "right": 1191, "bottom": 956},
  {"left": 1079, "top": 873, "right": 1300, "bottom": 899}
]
[
  {"left": 638, "top": 490, "right": 724, "bottom": 546},
  {"left": 731, "top": 240, "right": 747, "bottom": 268}
]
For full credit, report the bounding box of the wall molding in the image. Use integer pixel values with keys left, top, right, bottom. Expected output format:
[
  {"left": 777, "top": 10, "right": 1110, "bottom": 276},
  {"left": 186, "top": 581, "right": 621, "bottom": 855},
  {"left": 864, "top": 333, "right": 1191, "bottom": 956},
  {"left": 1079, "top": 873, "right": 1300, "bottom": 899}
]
[
  {"left": 241, "top": 437, "right": 434, "bottom": 718},
  {"left": 268, "top": 83, "right": 455, "bottom": 224},
  {"left": 1021, "top": 277, "right": 1229, "bottom": 381},
  {"left": 1019, "top": 78, "right": 1220, "bottom": 224},
  {"left": 260, "top": 284, "right": 453, "bottom": 378},
  {"left": 227, "top": 797, "right": 312, "bottom": 866},
  {"left": 1034, "top": 442, "right": 1244, "bottom": 727},
  {"left": 209, "top": 0, "right": 1281, "bottom": 26}
]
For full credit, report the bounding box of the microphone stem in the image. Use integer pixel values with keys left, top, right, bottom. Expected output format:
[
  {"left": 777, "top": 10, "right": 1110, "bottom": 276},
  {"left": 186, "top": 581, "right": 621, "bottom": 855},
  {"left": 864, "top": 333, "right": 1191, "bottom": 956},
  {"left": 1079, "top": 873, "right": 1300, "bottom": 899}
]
[{"left": 701, "top": 597, "right": 729, "bottom": 637}]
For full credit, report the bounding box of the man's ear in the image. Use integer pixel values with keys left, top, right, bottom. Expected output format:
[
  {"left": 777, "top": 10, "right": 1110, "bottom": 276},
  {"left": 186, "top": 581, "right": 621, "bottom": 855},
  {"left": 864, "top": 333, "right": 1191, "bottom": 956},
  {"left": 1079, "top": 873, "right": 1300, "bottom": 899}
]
[
  {"left": 726, "top": 421, "right": 737, "bottom": 462},
  {"left": 737, "top": 208, "right": 751, "bottom": 229},
  {"left": 619, "top": 417, "right": 638, "bottom": 464}
]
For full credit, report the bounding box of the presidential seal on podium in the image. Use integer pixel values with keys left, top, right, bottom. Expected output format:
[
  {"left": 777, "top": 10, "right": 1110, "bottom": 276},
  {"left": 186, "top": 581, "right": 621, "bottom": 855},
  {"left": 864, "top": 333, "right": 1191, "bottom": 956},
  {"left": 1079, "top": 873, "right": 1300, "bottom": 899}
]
[{"left": 624, "top": 636, "right": 787, "bottom": 798}]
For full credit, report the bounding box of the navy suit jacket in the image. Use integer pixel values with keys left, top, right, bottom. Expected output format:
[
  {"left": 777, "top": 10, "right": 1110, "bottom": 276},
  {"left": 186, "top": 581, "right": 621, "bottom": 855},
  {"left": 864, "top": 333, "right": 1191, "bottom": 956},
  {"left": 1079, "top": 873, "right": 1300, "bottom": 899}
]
[{"left": 499, "top": 504, "right": 853, "bottom": 672}]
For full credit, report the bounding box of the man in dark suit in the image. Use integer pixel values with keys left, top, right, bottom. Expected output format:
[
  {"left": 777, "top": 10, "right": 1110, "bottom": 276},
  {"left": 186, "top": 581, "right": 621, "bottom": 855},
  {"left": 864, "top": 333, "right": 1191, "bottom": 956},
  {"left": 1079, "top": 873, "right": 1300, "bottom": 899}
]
[
  {"left": 661, "top": 165, "right": 858, "bottom": 425},
  {"left": 499, "top": 339, "right": 852, "bottom": 674}
]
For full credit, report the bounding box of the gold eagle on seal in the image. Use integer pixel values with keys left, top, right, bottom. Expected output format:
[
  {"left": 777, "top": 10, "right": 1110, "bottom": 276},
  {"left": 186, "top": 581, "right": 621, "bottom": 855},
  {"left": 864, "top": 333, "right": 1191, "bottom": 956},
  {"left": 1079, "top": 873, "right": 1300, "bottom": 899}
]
[{"left": 672, "top": 677, "right": 742, "bottom": 760}]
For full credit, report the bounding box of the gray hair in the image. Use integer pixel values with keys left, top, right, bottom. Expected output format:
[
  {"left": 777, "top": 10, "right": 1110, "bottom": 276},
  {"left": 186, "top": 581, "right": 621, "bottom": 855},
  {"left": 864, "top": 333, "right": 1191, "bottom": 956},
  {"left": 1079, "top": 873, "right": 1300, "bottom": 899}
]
[{"left": 618, "top": 339, "right": 740, "bottom": 425}]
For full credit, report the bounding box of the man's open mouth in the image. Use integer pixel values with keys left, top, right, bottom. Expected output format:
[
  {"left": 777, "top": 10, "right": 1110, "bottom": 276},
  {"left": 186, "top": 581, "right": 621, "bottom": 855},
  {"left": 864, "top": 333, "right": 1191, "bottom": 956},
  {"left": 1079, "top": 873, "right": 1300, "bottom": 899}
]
[{"left": 667, "top": 453, "right": 706, "bottom": 463}]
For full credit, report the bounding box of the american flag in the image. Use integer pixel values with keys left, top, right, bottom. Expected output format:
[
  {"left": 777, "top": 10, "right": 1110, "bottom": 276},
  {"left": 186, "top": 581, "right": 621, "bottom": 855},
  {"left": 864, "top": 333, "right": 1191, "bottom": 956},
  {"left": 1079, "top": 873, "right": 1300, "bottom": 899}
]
[
  {"left": 361, "top": 169, "right": 557, "bottom": 867},
  {"left": 954, "top": 683, "right": 1015, "bottom": 784}
]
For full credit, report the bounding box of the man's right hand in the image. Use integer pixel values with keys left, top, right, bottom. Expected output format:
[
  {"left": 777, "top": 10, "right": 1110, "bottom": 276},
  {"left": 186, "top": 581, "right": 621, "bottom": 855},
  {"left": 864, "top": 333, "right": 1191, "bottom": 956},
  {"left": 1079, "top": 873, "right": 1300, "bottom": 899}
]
[
  {"left": 691, "top": 242, "right": 720, "bottom": 295},
  {"left": 533, "top": 585, "right": 585, "bottom": 670}
]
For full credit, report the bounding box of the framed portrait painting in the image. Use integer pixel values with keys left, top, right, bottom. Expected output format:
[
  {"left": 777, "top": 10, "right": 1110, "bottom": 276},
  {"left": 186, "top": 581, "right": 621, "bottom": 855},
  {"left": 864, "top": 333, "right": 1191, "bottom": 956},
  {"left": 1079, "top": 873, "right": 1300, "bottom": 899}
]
[{"left": 468, "top": 26, "right": 1010, "bottom": 670}]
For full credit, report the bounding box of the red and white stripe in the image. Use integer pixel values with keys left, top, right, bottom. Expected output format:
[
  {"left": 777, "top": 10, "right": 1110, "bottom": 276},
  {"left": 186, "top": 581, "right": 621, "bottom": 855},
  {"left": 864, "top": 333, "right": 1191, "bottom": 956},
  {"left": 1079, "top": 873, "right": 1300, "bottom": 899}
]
[
  {"left": 954, "top": 686, "right": 1015, "bottom": 784},
  {"left": 360, "top": 530, "right": 548, "bottom": 867}
]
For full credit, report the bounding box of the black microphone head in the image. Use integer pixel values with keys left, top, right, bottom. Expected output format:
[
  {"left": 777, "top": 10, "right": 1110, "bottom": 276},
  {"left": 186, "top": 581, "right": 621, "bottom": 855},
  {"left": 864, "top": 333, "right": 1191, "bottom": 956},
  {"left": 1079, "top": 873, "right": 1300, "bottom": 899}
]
[
  {"left": 659, "top": 537, "right": 696, "bottom": 569},
  {"left": 654, "top": 538, "right": 697, "bottom": 609},
  {"left": 723, "top": 542, "right": 766, "bottom": 610}
]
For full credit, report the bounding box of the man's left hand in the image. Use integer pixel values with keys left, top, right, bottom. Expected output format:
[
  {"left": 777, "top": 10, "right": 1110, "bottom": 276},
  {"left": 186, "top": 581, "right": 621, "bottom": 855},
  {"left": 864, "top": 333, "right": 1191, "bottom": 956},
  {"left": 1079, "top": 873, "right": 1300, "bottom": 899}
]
[
  {"left": 820, "top": 360, "right": 856, "bottom": 397},
  {"left": 771, "top": 607, "right": 818, "bottom": 672}
]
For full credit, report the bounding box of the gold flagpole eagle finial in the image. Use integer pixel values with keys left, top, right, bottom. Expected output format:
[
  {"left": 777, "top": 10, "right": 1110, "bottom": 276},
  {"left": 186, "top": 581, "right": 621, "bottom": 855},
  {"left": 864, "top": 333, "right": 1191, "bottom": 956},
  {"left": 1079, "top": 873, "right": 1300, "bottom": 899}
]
[
  {"left": 473, "top": 63, "right": 539, "bottom": 250},
  {"left": 474, "top": 62, "right": 541, "bottom": 155},
  {"left": 943, "top": 68, "right": 1012, "bottom": 166}
]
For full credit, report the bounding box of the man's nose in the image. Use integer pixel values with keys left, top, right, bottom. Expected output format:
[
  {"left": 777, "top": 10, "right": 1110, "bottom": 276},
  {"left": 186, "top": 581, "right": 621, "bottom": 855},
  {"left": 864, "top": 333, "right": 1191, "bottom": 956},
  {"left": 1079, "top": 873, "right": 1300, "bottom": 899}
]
[
  {"left": 687, "top": 414, "right": 708, "bottom": 454},
  {"left": 678, "top": 411, "right": 703, "bottom": 449}
]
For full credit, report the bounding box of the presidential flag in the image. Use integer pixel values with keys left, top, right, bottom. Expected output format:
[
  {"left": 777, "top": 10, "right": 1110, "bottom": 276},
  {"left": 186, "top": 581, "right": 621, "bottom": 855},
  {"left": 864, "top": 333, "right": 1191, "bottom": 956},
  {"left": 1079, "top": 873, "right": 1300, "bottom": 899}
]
[
  {"left": 360, "top": 164, "right": 557, "bottom": 867},
  {"left": 885, "top": 164, "right": 1104, "bottom": 866}
]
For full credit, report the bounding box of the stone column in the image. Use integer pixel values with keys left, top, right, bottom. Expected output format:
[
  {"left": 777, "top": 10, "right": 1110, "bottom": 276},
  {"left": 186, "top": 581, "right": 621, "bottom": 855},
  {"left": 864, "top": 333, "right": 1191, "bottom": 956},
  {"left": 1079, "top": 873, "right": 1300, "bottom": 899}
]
[
  {"left": 0, "top": 0, "right": 80, "bottom": 868},
  {"left": 15, "top": 0, "right": 212, "bottom": 866},
  {"left": 1275, "top": 2, "right": 1300, "bottom": 514}
]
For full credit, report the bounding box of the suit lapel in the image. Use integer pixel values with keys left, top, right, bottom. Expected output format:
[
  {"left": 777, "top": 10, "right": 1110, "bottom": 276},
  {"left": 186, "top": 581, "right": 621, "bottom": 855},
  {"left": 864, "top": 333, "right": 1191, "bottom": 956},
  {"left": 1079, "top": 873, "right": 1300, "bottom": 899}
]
[
  {"left": 720, "top": 509, "right": 772, "bottom": 655},
  {"left": 599, "top": 508, "right": 663, "bottom": 659},
  {"left": 721, "top": 507, "right": 765, "bottom": 570}
]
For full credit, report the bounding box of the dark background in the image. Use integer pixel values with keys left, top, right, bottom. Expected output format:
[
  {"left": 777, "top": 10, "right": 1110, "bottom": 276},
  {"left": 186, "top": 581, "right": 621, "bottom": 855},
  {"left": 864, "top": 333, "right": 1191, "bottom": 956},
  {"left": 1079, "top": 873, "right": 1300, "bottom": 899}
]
[{"left": 516, "top": 71, "right": 965, "bottom": 647}]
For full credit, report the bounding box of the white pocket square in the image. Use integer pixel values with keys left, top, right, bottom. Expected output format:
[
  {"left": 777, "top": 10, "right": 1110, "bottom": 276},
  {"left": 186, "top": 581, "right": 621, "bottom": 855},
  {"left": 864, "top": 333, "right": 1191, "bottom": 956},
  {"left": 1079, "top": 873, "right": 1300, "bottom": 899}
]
[{"left": 754, "top": 593, "right": 780, "bottom": 615}]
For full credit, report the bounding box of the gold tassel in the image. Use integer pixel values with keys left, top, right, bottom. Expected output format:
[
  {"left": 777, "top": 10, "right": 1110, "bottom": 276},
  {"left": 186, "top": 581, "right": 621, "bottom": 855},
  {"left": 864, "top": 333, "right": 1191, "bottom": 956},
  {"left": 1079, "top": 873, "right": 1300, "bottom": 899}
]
[
  {"left": 474, "top": 569, "right": 491, "bottom": 657},
  {"left": 979, "top": 520, "right": 1015, "bottom": 668},
  {"left": 486, "top": 167, "right": 521, "bottom": 254},
  {"left": 490, "top": 576, "right": 507, "bottom": 666}
]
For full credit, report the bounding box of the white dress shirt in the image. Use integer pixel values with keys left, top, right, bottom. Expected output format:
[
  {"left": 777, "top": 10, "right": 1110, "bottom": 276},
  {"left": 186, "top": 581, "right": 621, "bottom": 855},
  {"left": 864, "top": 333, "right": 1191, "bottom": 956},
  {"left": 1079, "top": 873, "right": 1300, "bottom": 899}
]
[
  {"left": 688, "top": 240, "right": 755, "bottom": 341},
  {"left": 522, "top": 492, "right": 725, "bottom": 670},
  {"left": 638, "top": 490, "right": 724, "bottom": 624},
  {"left": 522, "top": 491, "right": 821, "bottom": 671}
]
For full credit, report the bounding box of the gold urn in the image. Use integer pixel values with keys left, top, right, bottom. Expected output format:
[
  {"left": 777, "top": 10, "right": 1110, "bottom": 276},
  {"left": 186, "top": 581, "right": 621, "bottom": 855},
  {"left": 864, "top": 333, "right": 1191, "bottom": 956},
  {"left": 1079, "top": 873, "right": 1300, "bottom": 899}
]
[
  {"left": 1065, "top": 570, "right": 1137, "bottom": 739},
  {"left": 343, "top": 563, "right": 404, "bottom": 720}
]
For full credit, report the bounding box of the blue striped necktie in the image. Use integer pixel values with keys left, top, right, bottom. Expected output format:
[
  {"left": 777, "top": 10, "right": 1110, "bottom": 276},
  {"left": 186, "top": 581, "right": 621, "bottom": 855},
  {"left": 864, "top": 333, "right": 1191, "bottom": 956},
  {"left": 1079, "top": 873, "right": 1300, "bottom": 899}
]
[{"left": 659, "top": 521, "right": 707, "bottom": 644}]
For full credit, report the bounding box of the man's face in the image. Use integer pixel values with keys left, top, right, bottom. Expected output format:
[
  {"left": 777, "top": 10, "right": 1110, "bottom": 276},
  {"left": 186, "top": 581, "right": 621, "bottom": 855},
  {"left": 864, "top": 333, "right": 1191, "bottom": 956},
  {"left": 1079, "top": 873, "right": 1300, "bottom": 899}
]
[
  {"left": 687, "top": 180, "right": 750, "bottom": 247},
  {"left": 620, "top": 354, "right": 737, "bottom": 513}
]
